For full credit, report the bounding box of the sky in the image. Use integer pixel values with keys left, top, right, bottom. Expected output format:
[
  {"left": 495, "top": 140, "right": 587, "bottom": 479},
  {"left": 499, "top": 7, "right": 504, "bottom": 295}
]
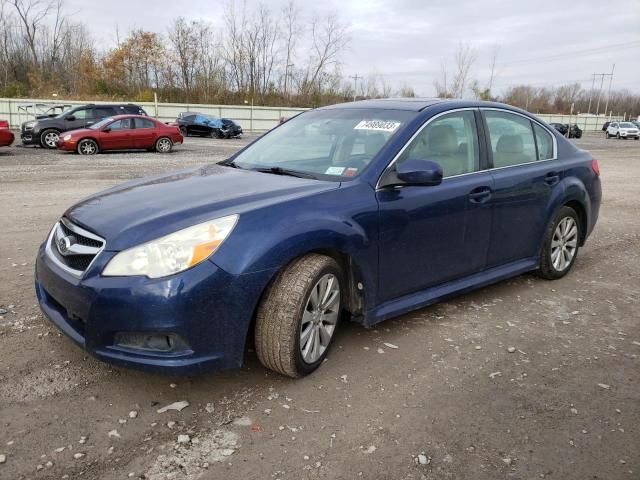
[{"left": 66, "top": 0, "right": 640, "bottom": 97}]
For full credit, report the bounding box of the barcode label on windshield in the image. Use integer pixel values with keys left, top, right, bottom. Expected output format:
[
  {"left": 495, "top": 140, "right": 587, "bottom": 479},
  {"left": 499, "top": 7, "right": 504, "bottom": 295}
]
[{"left": 354, "top": 120, "right": 401, "bottom": 132}]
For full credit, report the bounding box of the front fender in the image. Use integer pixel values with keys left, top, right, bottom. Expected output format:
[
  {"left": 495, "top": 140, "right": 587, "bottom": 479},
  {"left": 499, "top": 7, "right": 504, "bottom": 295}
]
[{"left": 211, "top": 182, "right": 380, "bottom": 306}]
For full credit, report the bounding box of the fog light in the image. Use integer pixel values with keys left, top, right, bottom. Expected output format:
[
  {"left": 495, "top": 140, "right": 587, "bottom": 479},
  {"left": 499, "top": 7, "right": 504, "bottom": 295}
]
[{"left": 114, "top": 332, "right": 190, "bottom": 353}]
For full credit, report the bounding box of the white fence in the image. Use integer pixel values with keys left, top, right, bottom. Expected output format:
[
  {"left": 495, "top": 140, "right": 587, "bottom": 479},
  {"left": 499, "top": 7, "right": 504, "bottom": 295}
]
[
  {"left": 535, "top": 113, "right": 623, "bottom": 132},
  {"left": 0, "top": 97, "right": 625, "bottom": 132},
  {"left": 0, "top": 97, "right": 308, "bottom": 131}
]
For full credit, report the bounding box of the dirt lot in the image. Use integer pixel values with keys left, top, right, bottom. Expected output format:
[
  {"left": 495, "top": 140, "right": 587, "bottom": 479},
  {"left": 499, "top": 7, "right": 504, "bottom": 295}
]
[{"left": 0, "top": 133, "right": 638, "bottom": 480}]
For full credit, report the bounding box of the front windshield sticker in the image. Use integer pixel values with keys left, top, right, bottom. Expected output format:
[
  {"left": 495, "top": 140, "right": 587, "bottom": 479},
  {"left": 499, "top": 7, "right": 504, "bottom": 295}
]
[
  {"left": 325, "top": 166, "right": 345, "bottom": 175},
  {"left": 354, "top": 120, "right": 401, "bottom": 132}
]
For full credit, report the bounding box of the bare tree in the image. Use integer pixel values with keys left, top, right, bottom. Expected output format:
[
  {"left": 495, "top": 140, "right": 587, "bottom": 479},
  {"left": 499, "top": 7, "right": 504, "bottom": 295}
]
[
  {"left": 281, "top": 1, "right": 300, "bottom": 98},
  {"left": 451, "top": 42, "right": 476, "bottom": 98}
]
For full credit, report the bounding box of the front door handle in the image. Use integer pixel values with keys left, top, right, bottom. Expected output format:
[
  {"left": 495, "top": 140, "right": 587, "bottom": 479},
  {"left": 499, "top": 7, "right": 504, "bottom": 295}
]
[
  {"left": 468, "top": 186, "right": 492, "bottom": 203},
  {"left": 544, "top": 172, "right": 560, "bottom": 186}
]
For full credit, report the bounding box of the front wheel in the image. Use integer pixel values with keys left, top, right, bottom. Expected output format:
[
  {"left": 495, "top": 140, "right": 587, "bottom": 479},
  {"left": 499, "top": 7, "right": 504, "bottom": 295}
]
[
  {"left": 616, "top": 133, "right": 620, "bottom": 139},
  {"left": 40, "top": 129, "right": 60, "bottom": 149},
  {"left": 605, "top": 132, "right": 610, "bottom": 138},
  {"left": 537, "top": 206, "right": 581, "bottom": 280},
  {"left": 77, "top": 139, "right": 98, "bottom": 155},
  {"left": 255, "top": 254, "right": 343, "bottom": 378},
  {"left": 155, "top": 137, "right": 172, "bottom": 153}
]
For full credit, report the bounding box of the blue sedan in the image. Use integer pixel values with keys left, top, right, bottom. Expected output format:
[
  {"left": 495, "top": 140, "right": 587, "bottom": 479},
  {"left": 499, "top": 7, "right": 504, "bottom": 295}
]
[{"left": 35, "top": 99, "right": 601, "bottom": 377}]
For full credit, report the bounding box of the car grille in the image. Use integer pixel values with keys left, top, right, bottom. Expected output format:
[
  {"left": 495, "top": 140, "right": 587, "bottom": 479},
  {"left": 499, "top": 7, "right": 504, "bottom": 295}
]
[{"left": 46, "top": 218, "right": 105, "bottom": 277}]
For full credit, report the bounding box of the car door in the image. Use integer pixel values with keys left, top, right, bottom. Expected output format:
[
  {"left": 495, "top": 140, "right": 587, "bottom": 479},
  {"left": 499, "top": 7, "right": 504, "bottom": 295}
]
[
  {"left": 376, "top": 109, "right": 494, "bottom": 302},
  {"left": 101, "top": 118, "right": 134, "bottom": 150},
  {"left": 132, "top": 117, "right": 157, "bottom": 148},
  {"left": 64, "top": 107, "right": 92, "bottom": 131},
  {"left": 482, "top": 109, "right": 561, "bottom": 268}
]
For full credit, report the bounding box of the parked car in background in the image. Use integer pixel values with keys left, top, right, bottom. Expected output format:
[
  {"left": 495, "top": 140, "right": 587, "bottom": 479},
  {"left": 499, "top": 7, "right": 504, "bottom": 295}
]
[
  {"left": 174, "top": 113, "right": 241, "bottom": 138},
  {"left": 606, "top": 121, "right": 640, "bottom": 139},
  {"left": 220, "top": 118, "right": 243, "bottom": 138},
  {"left": 0, "top": 120, "right": 14, "bottom": 147},
  {"left": 21, "top": 103, "right": 148, "bottom": 149},
  {"left": 602, "top": 121, "right": 610, "bottom": 131},
  {"left": 56, "top": 115, "right": 182, "bottom": 155},
  {"left": 35, "top": 104, "right": 74, "bottom": 119},
  {"left": 35, "top": 99, "right": 601, "bottom": 377},
  {"left": 549, "top": 123, "right": 582, "bottom": 139}
]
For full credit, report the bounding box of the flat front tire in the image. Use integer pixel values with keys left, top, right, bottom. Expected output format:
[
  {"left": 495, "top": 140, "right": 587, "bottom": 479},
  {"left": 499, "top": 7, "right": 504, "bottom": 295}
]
[
  {"left": 255, "top": 254, "right": 343, "bottom": 378},
  {"left": 537, "top": 206, "right": 581, "bottom": 280}
]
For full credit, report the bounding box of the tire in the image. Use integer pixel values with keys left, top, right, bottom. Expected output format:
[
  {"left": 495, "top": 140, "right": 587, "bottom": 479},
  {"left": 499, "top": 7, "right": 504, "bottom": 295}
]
[
  {"left": 40, "top": 129, "right": 60, "bottom": 149},
  {"left": 616, "top": 133, "right": 620, "bottom": 139},
  {"left": 155, "top": 137, "right": 172, "bottom": 153},
  {"left": 606, "top": 132, "right": 610, "bottom": 138},
  {"left": 77, "top": 139, "right": 98, "bottom": 155},
  {"left": 255, "top": 254, "right": 344, "bottom": 378},
  {"left": 537, "top": 206, "right": 581, "bottom": 280}
]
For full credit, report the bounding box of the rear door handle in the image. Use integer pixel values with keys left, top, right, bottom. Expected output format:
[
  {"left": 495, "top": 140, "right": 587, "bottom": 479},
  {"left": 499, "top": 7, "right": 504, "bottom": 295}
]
[
  {"left": 544, "top": 171, "right": 560, "bottom": 185},
  {"left": 468, "top": 186, "right": 492, "bottom": 203}
]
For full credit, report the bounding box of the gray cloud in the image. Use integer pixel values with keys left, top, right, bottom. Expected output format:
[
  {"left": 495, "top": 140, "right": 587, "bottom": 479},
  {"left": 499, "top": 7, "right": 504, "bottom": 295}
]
[{"left": 67, "top": 0, "right": 640, "bottom": 96}]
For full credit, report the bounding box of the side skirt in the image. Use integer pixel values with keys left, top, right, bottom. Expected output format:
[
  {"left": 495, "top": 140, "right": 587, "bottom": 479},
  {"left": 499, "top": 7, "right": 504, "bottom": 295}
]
[{"left": 366, "top": 257, "right": 539, "bottom": 326}]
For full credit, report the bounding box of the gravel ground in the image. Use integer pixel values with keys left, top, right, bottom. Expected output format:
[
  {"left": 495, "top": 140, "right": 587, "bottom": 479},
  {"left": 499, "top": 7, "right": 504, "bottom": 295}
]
[{"left": 0, "top": 133, "right": 638, "bottom": 480}]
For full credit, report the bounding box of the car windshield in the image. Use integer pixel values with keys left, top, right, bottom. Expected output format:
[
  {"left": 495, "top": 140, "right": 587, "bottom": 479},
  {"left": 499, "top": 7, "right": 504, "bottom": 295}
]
[
  {"left": 229, "top": 108, "right": 416, "bottom": 179},
  {"left": 89, "top": 117, "right": 114, "bottom": 130},
  {"left": 620, "top": 122, "right": 634, "bottom": 128}
]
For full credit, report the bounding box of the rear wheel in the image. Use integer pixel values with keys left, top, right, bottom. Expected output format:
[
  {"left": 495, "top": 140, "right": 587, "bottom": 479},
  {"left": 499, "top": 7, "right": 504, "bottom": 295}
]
[
  {"left": 155, "top": 137, "right": 172, "bottom": 153},
  {"left": 255, "top": 254, "right": 343, "bottom": 378},
  {"left": 77, "top": 139, "right": 98, "bottom": 155},
  {"left": 537, "top": 206, "right": 581, "bottom": 280},
  {"left": 40, "top": 129, "right": 60, "bottom": 149}
]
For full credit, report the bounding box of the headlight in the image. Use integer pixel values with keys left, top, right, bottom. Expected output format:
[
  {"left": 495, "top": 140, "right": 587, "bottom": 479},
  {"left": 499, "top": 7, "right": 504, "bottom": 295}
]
[
  {"left": 24, "top": 121, "right": 36, "bottom": 128},
  {"left": 63, "top": 134, "right": 72, "bottom": 141},
  {"left": 102, "top": 215, "right": 238, "bottom": 278}
]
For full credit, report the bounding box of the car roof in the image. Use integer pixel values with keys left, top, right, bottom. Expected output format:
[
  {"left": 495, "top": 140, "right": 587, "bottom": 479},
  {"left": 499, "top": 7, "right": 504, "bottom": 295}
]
[
  {"left": 319, "top": 98, "right": 538, "bottom": 113},
  {"left": 108, "top": 114, "right": 154, "bottom": 120}
]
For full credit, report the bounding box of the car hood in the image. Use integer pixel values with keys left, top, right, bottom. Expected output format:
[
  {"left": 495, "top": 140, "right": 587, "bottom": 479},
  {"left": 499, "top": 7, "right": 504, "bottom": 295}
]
[
  {"left": 63, "top": 128, "right": 95, "bottom": 137},
  {"left": 65, "top": 164, "right": 340, "bottom": 251}
]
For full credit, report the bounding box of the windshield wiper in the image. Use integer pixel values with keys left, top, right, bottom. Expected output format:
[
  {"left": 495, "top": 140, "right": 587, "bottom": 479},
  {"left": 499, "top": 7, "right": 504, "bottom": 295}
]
[
  {"left": 251, "top": 167, "right": 317, "bottom": 179},
  {"left": 218, "top": 159, "right": 241, "bottom": 168}
]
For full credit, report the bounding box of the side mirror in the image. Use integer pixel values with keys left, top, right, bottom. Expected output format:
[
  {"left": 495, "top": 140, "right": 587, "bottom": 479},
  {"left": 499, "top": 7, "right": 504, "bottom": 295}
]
[
  {"left": 66, "top": 115, "right": 76, "bottom": 121},
  {"left": 103, "top": 127, "right": 111, "bottom": 133},
  {"left": 395, "top": 159, "right": 443, "bottom": 186}
]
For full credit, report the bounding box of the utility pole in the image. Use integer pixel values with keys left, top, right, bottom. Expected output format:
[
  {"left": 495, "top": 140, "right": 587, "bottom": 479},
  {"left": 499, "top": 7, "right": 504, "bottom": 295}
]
[
  {"left": 592, "top": 68, "right": 613, "bottom": 116},
  {"left": 350, "top": 74, "right": 361, "bottom": 102},
  {"left": 603, "top": 64, "right": 615, "bottom": 119},
  {"left": 587, "top": 74, "right": 596, "bottom": 114}
]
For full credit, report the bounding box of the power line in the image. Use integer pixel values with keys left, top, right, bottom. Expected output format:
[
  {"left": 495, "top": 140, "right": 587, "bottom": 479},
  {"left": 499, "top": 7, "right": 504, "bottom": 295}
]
[{"left": 498, "top": 41, "right": 640, "bottom": 67}]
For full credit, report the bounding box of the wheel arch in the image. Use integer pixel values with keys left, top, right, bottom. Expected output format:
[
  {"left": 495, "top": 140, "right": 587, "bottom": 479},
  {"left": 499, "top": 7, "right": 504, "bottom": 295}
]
[{"left": 563, "top": 199, "right": 588, "bottom": 246}]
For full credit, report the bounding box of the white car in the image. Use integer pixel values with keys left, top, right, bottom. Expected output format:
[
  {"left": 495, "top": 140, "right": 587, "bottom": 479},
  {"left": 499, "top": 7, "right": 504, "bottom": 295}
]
[{"left": 606, "top": 121, "right": 640, "bottom": 140}]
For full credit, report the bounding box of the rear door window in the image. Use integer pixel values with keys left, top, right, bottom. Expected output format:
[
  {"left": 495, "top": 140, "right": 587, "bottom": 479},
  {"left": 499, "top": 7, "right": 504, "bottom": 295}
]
[
  {"left": 94, "top": 107, "right": 115, "bottom": 119},
  {"left": 533, "top": 123, "right": 554, "bottom": 160},
  {"left": 134, "top": 118, "right": 155, "bottom": 129},
  {"left": 483, "top": 110, "right": 537, "bottom": 168}
]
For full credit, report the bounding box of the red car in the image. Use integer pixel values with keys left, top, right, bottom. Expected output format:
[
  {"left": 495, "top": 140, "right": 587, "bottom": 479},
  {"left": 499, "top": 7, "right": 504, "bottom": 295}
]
[
  {"left": 56, "top": 115, "right": 183, "bottom": 155},
  {"left": 0, "top": 120, "right": 15, "bottom": 147}
]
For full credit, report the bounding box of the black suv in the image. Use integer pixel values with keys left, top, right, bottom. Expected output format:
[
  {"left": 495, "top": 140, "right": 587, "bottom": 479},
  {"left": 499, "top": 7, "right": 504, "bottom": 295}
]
[{"left": 21, "top": 104, "right": 147, "bottom": 148}]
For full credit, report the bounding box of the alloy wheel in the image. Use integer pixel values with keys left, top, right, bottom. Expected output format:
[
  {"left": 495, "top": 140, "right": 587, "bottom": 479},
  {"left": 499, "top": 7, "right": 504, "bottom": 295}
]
[
  {"left": 44, "top": 131, "right": 59, "bottom": 148},
  {"left": 157, "top": 138, "right": 171, "bottom": 152},
  {"left": 79, "top": 141, "right": 97, "bottom": 155},
  {"left": 299, "top": 273, "right": 340, "bottom": 364},
  {"left": 551, "top": 217, "right": 578, "bottom": 272}
]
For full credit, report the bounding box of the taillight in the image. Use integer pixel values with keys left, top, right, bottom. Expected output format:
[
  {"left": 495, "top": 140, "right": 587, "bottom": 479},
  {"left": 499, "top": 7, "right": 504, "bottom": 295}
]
[{"left": 591, "top": 158, "right": 600, "bottom": 177}]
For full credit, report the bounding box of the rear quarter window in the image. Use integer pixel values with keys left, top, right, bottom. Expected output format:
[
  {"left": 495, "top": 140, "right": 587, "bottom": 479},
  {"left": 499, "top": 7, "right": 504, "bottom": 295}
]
[{"left": 533, "top": 123, "right": 554, "bottom": 160}]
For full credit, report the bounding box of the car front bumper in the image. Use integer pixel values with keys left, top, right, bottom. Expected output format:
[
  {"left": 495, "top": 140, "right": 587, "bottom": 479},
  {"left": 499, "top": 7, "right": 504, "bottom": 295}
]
[
  {"left": 35, "top": 243, "right": 274, "bottom": 374},
  {"left": 56, "top": 138, "right": 77, "bottom": 151},
  {"left": 21, "top": 129, "right": 38, "bottom": 145}
]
